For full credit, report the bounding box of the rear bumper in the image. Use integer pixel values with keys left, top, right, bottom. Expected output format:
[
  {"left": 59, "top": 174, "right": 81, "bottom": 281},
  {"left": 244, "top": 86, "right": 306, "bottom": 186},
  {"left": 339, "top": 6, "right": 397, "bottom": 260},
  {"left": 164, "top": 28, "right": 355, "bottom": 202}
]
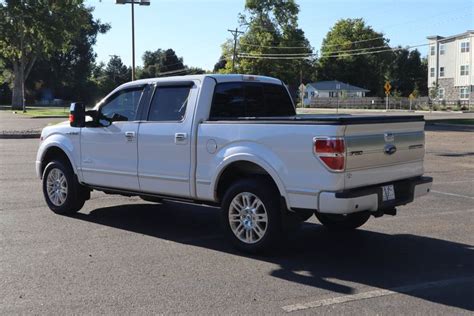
[{"left": 318, "top": 176, "right": 433, "bottom": 215}]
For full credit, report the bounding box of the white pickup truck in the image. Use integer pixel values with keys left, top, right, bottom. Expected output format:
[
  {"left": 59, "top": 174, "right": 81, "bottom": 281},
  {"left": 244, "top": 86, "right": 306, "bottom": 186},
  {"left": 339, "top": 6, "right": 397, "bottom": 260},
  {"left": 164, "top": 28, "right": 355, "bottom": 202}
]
[{"left": 36, "top": 74, "right": 432, "bottom": 252}]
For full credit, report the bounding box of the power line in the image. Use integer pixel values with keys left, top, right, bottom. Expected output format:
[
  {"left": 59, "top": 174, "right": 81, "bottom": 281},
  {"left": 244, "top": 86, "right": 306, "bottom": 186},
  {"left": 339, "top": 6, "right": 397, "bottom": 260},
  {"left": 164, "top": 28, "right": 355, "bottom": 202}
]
[
  {"left": 237, "top": 44, "right": 392, "bottom": 57},
  {"left": 237, "top": 10, "right": 472, "bottom": 51},
  {"left": 156, "top": 68, "right": 189, "bottom": 76},
  {"left": 238, "top": 43, "right": 430, "bottom": 60},
  {"left": 239, "top": 42, "right": 313, "bottom": 49}
]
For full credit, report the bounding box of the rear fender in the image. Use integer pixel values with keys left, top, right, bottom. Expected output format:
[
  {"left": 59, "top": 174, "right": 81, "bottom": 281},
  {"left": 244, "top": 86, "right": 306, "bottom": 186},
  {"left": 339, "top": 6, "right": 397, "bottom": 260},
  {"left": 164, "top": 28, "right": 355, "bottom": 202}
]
[{"left": 210, "top": 142, "right": 288, "bottom": 204}]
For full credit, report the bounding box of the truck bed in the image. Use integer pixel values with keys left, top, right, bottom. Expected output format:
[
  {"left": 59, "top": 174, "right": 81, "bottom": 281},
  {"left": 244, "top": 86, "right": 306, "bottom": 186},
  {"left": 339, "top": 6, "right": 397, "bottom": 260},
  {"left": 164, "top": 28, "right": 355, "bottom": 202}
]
[{"left": 206, "top": 114, "right": 425, "bottom": 125}]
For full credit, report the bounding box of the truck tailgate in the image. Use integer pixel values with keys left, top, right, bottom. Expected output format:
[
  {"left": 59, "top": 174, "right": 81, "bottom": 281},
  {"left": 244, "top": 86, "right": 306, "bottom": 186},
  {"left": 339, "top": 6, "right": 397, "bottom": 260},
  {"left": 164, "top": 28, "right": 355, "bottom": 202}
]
[{"left": 343, "top": 120, "right": 426, "bottom": 188}]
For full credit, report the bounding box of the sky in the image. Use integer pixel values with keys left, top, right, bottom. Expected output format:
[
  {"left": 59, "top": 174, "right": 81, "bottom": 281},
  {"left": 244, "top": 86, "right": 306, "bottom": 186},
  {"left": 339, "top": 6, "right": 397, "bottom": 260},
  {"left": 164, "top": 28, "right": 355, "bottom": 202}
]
[{"left": 85, "top": 0, "right": 474, "bottom": 71}]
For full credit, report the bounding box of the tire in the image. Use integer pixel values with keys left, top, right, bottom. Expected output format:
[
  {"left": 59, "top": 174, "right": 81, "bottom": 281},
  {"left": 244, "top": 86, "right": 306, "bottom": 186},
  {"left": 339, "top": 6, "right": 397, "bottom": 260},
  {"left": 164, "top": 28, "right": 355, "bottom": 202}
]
[
  {"left": 42, "top": 160, "right": 86, "bottom": 215},
  {"left": 221, "top": 178, "right": 282, "bottom": 253},
  {"left": 315, "top": 212, "right": 370, "bottom": 231}
]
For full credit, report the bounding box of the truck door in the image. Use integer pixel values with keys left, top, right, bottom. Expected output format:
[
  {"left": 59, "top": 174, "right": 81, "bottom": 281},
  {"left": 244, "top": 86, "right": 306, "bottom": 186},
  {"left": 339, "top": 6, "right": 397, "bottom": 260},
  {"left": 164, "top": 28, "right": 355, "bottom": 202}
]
[
  {"left": 137, "top": 81, "right": 197, "bottom": 197},
  {"left": 80, "top": 86, "right": 147, "bottom": 191}
]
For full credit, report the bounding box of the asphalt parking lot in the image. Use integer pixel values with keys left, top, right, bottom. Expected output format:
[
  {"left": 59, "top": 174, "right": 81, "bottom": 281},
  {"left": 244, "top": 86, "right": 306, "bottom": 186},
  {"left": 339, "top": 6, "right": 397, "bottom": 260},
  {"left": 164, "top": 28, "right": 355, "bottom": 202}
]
[{"left": 0, "top": 123, "right": 473, "bottom": 314}]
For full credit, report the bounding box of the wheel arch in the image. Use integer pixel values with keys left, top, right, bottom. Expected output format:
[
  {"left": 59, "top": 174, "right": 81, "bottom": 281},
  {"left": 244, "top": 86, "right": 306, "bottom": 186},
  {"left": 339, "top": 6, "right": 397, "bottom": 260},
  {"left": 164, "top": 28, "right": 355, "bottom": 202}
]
[
  {"left": 213, "top": 156, "right": 288, "bottom": 205},
  {"left": 39, "top": 145, "right": 77, "bottom": 179}
]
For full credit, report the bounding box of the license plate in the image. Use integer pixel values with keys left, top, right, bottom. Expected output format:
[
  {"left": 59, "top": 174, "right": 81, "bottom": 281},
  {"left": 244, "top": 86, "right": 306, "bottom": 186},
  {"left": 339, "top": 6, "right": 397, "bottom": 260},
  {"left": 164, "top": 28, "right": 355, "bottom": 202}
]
[{"left": 382, "top": 185, "right": 396, "bottom": 201}]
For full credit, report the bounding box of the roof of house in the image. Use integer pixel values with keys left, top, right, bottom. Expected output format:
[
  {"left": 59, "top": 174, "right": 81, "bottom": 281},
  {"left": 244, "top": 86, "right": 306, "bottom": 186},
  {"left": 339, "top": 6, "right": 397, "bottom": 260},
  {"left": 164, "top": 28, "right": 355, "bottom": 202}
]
[
  {"left": 307, "top": 80, "right": 369, "bottom": 92},
  {"left": 427, "top": 30, "right": 474, "bottom": 41}
]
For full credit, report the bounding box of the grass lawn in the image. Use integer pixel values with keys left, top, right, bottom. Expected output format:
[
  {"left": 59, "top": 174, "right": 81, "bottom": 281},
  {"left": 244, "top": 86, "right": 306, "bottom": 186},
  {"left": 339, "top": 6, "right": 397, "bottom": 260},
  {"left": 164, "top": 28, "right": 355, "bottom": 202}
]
[
  {"left": 14, "top": 107, "right": 69, "bottom": 117},
  {"left": 431, "top": 119, "right": 474, "bottom": 126}
]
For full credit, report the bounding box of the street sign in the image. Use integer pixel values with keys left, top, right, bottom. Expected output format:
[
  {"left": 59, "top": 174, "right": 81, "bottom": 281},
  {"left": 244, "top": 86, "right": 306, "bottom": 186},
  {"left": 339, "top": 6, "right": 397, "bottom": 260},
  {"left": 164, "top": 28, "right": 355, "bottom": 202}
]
[
  {"left": 384, "top": 82, "right": 391, "bottom": 112},
  {"left": 409, "top": 93, "right": 415, "bottom": 100}
]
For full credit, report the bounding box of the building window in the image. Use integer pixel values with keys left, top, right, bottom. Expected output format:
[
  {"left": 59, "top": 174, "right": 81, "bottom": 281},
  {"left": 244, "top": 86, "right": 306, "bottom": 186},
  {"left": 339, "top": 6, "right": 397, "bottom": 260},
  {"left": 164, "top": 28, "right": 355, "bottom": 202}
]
[
  {"left": 459, "top": 87, "right": 469, "bottom": 99},
  {"left": 430, "top": 46, "right": 435, "bottom": 55},
  {"left": 460, "top": 65, "right": 469, "bottom": 76},
  {"left": 438, "top": 88, "right": 445, "bottom": 99},
  {"left": 430, "top": 67, "right": 435, "bottom": 77},
  {"left": 461, "top": 42, "right": 470, "bottom": 53},
  {"left": 439, "top": 67, "right": 445, "bottom": 77},
  {"left": 439, "top": 44, "right": 445, "bottom": 55}
]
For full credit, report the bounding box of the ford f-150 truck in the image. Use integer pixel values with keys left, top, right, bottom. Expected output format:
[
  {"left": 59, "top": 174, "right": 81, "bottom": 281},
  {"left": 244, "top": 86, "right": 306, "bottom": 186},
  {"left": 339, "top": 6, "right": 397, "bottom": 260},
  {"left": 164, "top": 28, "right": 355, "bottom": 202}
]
[{"left": 36, "top": 74, "right": 432, "bottom": 252}]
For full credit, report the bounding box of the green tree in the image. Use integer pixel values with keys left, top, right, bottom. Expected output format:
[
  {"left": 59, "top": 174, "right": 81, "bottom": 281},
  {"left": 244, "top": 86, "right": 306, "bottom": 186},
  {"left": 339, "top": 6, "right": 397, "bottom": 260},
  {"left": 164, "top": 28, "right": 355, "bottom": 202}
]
[
  {"left": 386, "top": 48, "right": 427, "bottom": 97},
  {"left": 92, "top": 55, "right": 131, "bottom": 99},
  {"left": 0, "top": 0, "right": 94, "bottom": 110},
  {"left": 318, "top": 18, "right": 391, "bottom": 96},
  {"left": 213, "top": 55, "right": 227, "bottom": 72},
  {"left": 413, "top": 54, "right": 428, "bottom": 96},
  {"left": 140, "top": 49, "right": 185, "bottom": 78},
  {"left": 429, "top": 81, "right": 439, "bottom": 100},
  {"left": 218, "top": 0, "right": 315, "bottom": 87},
  {"left": 26, "top": 8, "right": 109, "bottom": 104}
]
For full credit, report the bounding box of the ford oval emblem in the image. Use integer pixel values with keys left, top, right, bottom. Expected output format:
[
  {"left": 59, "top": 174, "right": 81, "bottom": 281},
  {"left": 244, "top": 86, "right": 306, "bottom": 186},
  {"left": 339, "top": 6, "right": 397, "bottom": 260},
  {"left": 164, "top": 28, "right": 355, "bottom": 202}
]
[{"left": 384, "top": 144, "right": 397, "bottom": 155}]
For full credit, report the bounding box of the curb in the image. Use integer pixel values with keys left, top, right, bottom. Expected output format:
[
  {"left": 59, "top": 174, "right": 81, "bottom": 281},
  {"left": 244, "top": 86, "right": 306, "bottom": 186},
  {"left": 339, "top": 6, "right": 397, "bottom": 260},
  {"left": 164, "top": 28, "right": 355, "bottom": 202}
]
[
  {"left": 0, "top": 132, "right": 41, "bottom": 139},
  {"left": 29, "top": 115, "right": 68, "bottom": 119},
  {"left": 429, "top": 123, "right": 474, "bottom": 129}
]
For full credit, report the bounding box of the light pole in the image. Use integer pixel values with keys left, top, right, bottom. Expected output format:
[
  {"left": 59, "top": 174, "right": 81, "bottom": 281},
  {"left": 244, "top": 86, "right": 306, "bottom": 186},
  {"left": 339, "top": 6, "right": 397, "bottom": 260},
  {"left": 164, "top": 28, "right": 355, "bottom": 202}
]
[{"left": 115, "top": 0, "right": 150, "bottom": 81}]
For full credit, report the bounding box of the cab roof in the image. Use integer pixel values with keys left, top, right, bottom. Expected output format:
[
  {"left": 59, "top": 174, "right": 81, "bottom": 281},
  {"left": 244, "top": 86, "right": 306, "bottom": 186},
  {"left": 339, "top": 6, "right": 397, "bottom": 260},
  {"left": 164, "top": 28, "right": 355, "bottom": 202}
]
[{"left": 119, "top": 74, "right": 283, "bottom": 90}]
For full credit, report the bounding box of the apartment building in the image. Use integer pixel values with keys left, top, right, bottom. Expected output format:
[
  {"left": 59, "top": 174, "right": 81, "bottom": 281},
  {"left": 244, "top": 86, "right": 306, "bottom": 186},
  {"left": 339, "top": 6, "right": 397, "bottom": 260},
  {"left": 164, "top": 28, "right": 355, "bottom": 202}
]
[{"left": 427, "top": 30, "right": 473, "bottom": 102}]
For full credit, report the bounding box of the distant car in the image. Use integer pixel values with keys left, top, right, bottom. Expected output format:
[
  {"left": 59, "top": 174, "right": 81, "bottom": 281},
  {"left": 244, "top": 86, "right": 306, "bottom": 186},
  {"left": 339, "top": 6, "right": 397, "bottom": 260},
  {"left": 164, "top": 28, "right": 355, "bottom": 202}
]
[{"left": 36, "top": 74, "right": 432, "bottom": 253}]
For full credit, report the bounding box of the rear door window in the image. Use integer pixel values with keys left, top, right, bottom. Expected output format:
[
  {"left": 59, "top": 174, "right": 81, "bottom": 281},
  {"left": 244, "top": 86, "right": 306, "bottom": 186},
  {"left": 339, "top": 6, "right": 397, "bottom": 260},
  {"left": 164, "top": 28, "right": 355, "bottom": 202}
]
[
  {"left": 209, "top": 82, "right": 245, "bottom": 118},
  {"left": 147, "top": 86, "right": 191, "bottom": 121}
]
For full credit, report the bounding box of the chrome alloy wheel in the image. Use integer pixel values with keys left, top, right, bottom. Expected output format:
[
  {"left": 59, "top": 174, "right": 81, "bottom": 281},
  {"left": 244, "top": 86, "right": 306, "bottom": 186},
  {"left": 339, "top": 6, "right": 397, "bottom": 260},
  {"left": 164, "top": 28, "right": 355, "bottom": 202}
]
[
  {"left": 46, "top": 168, "right": 68, "bottom": 206},
  {"left": 228, "top": 192, "right": 268, "bottom": 244}
]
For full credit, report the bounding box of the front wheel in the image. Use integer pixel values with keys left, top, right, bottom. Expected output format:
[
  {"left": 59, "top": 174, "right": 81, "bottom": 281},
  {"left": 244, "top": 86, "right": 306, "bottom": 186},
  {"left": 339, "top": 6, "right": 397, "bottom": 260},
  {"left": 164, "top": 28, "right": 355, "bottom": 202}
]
[
  {"left": 42, "top": 160, "right": 86, "bottom": 215},
  {"left": 221, "top": 178, "right": 282, "bottom": 253},
  {"left": 315, "top": 212, "right": 370, "bottom": 231}
]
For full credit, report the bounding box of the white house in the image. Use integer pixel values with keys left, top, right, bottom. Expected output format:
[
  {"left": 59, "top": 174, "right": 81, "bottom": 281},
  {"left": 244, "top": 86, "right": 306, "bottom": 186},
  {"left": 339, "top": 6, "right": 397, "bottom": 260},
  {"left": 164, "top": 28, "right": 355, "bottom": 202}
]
[
  {"left": 427, "top": 30, "right": 473, "bottom": 102},
  {"left": 303, "top": 80, "right": 369, "bottom": 106}
]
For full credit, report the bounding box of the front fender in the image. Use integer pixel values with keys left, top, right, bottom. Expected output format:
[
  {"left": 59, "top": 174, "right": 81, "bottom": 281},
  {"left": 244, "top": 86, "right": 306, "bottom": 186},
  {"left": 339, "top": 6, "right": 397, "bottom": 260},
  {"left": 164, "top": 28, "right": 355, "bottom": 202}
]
[{"left": 36, "top": 133, "right": 80, "bottom": 179}]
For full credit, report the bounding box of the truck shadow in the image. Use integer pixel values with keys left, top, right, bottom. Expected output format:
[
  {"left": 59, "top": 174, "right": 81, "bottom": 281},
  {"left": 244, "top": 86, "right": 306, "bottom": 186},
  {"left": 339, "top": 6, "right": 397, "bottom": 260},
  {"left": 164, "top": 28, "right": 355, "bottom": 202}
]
[{"left": 72, "top": 201, "right": 474, "bottom": 311}]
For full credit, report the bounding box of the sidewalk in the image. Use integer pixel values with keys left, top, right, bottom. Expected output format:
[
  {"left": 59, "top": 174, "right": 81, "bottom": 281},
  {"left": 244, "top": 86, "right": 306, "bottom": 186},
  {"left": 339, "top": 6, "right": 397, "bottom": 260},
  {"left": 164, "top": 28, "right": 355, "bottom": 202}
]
[
  {"left": 296, "top": 108, "right": 474, "bottom": 120},
  {"left": 0, "top": 111, "right": 66, "bottom": 138},
  {"left": 1, "top": 108, "right": 472, "bottom": 139}
]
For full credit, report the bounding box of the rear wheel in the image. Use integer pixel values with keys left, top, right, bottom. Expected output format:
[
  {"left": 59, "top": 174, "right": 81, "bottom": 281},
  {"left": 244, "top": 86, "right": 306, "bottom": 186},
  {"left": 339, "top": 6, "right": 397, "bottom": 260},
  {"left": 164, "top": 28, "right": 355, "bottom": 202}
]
[
  {"left": 221, "top": 178, "right": 282, "bottom": 253},
  {"left": 315, "top": 212, "right": 370, "bottom": 231},
  {"left": 42, "top": 160, "right": 86, "bottom": 214}
]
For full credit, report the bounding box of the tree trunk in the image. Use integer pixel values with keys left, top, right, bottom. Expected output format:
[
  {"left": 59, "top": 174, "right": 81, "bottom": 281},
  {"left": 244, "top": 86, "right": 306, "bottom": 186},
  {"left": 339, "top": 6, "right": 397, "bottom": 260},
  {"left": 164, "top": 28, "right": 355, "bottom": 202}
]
[
  {"left": 11, "top": 56, "right": 36, "bottom": 111},
  {"left": 11, "top": 62, "right": 24, "bottom": 110}
]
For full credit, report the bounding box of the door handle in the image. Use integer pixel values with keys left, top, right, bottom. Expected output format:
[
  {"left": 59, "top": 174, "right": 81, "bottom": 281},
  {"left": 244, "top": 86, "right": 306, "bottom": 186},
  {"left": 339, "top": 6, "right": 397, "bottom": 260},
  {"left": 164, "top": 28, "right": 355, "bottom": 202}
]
[
  {"left": 175, "top": 132, "right": 187, "bottom": 143},
  {"left": 125, "top": 131, "right": 135, "bottom": 141}
]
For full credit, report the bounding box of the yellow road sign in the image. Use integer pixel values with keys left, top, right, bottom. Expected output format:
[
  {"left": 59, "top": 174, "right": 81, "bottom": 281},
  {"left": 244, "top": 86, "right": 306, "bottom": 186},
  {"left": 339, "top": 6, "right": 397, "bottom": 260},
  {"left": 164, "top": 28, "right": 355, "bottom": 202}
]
[
  {"left": 384, "top": 82, "right": 391, "bottom": 92},
  {"left": 409, "top": 93, "right": 415, "bottom": 100}
]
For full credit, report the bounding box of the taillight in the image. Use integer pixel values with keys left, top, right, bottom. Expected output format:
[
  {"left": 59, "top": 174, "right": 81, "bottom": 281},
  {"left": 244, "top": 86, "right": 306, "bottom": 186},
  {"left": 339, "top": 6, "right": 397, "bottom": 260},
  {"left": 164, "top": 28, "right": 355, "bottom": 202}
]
[{"left": 313, "top": 137, "right": 345, "bottom": 172}]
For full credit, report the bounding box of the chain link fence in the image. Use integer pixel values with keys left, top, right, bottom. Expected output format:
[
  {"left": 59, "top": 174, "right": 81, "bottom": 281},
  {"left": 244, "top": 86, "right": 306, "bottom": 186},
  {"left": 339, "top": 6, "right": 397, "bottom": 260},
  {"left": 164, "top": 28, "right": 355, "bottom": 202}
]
[{"left": 304, "top": 97, "right": 472, "bottom": 111}]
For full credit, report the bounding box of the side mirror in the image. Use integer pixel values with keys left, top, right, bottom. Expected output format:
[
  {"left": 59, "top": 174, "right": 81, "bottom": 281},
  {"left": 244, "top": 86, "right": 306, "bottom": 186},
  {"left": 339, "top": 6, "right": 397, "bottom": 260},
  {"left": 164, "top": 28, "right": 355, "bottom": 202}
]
[{"left": 70, "top": 102, "right": 86, "bottom": 128}]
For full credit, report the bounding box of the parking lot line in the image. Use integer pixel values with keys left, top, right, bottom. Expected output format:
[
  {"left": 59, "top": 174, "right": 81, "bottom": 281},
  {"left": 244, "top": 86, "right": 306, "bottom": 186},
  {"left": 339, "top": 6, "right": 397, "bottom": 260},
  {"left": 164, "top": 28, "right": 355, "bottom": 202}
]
[
  {"left": 431, "top": 190, "right": 474, "bottom": 200},
  {"left": 281, "top": 276, "right": 474, "bottom": 312}
]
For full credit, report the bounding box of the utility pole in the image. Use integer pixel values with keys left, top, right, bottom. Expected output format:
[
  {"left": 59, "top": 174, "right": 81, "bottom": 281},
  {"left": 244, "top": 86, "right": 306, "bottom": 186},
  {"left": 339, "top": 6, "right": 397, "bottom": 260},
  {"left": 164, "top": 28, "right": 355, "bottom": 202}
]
[
  {"left": 116, "top": 0, "right": 150, "bottom": 81},
  {"left": 131, "top": 1, "right": 135, "bottom": 81},
  {"left": 300, "top": 62, "right": 303, "bottom": 108},
  {"left": 228, "top": 28, "right": 244, "bottom": 73}
]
